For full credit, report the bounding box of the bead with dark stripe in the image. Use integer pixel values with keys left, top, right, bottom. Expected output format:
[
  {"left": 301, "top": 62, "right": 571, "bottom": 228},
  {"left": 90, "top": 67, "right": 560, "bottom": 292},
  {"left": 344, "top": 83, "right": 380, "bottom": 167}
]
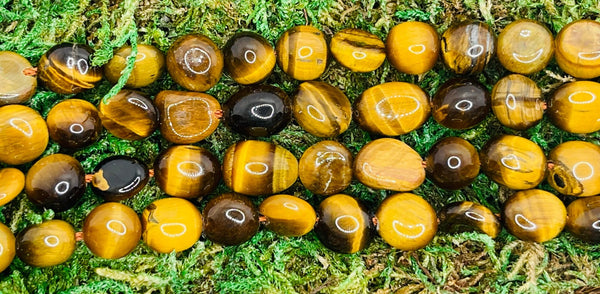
[
  {"left": 438, "top": 201, "right": 501, "bottom": 238},
  {"left": 293, "top": 81, "right": 351, "bottom": 137},
  {"left": 37, "top": 43, "right": 102, "bottom": 94},
  {"left": 276, "top": 25, "right": 327, "bottom": 81},
  {"left": 330, "top": 28, "right": 385, "bottom": 72}
]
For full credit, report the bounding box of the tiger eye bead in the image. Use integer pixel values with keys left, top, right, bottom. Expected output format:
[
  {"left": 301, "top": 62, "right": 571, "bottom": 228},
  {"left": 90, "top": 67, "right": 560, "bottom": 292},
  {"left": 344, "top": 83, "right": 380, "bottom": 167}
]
[
  {"left": 548, "top": 141, "right": 600, "bottom": 197},
  {"left": 555, "top": 20, "right": 600, "bottom": 79},
  {"left": 497, "top": 20, "right": 554, "bottom": 74},
  {"left": 16, "top": 220, "right": 76, "bottom": 267},
  {"left": 91, "top": 156, "right": 149, "bottom": 201},
  {"left": 293, "top": 81, "right": 352, "bottom": 137},
  {"left": 0, "top": 223, "right": 15, "bottom": 272},
  {"left": 0, "top": 105, "right": 48, "bottom": 165},
  {"left": 223, "top": 32, "right": 276, "bottom": 85},
  {"left": 98, "top": 90, "right": 158, "bottom": 140},
  {"left": 502, "top": 189, "right": 566, "bottom": 243},
  {"left": 276, "top": 25, "right": 328, "bottom": 81},
  {"left": 259, "top": 194, "right": 316, "bottom": 236},
  {"left": 299, "top": 141, "right": 353, "bottom": 195},
  {"left": 166, "top": 34, "right": 224, "bottom": 92},
  {"left": 0, "top": 168, "right": 25, "bottom": 207},
  {"left": 330, "top": 28, "right": 385, "bottom": 72},
  {"left": 425, "top": 137, "right": 480, "bottom": 190},
  {"left": 223, "top": 140, "right": 298, "bottom": 196},
  {"left": 441, "top": 21, "right": 495, "bottom": 75},
  {"left": 355, "top": 82, "right": 430, "bottom": 136},
  {"left": 354, "top": 138, "right": 425, "bottom": 191},
  {"left": 104, "top": 44, "right": 165, "bottom": 88},
  {"left": 203, "top": 193, "right": 259, "bottom": 246},
  {"left": 83, "top": 202, "right": 142, "bottom": 259},
  {"left": 566, "top": 196, "right": 600, "bottom": 243},
  {"left": 155, "top": 90, "right": 221, "bottom": 144},
  {"left": 431, "top": 78, "right": 490, "bottom": 130},
  {"left": 37, "top": 43, "right": 102, "bottom": 94},
  {"left": 438, "top": 201, "right": 501, "bottom": 238},
  {"left": 46, "top": 99, "right": 102, "bottom": 149},
  {"left": 0, "top": 51, "right": 36, "bottom": 105},
  {"left": 548, "top": 81, "right": 600, "bottom": 134},
  {"left": 491, "top": 74, "right": 544, "bottom": 130},
  {"left": 386, "top": 21, "right": 440, "bottom": 75}
]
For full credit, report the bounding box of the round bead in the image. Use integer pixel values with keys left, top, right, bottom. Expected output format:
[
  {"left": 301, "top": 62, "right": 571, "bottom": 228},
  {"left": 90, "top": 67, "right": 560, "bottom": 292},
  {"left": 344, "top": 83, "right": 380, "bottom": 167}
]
[
  {"left": 25, "top": 154, "right": 86, "bottom": 212},
  {"left": 438, "top": 201, "right": 501, "bottom": 238},
  {"left": 292, "top": 81, "right": 352, "bottom": 137},
  {"left": 502, "top": 189, "right": 566, "bottom": 243},
  {"left": 258, "top": 194, "right": 316, "bottom": 237},
  {"left": 276, "top": 25, "right": 328, "bottom": 81},
  {"left": 566, "top": 196, "right": 600, "bottom": 243},
  {"left": 37, "top": 43, "right": 102, "bottom": 94},
  {"left": 203, "top": 193, "right": 259, "bottom": 246},
  {"left": 355, "top": 82, "right": 430, "bottom": 136},
  {"left": 0, "top": 168, "right": 25, "bottom": 207},
  {"left": 223, "top": 140, "right": 298, "bottom": 196},
  {"left": 441, "top": 21, "right": 495, "bottom": 75},
  {"left": 0, "top": 51, "right": 36, "bottom": 105},
  {"left": 104, "top": 44, "right": 165, "bottom": 88},
  {"left": 431, "top": 78, "right": 490, "bottom": 130},
  {"left": 16, "top": 220, "right": 76, "bottom": 267},
  {"left": 141, "top": 198, "right": 202, "bottom": 253},
  {"left": 330, "top": 28, "right": 385, "bottom": 72},
  {"left": 386, "top": 21, "right": 440, "bottom": 75},
  {"left": 46, "top": 99, "right": 102, "bottom": 149},
  {"left": 154, "top": 145, "right": 220, "bottom": 199},
  {"left": 548, "top": 141, "right": 600, "bottom": 197},
  {"left": 155, "top": 90, "right": 221, "bottom": 144},
  {"left": 548, "top": 81, "right": 600, "bottom": 134},
  {"left": 166, "top": 34, "right": 224, "bottom": 92},
  {"left": 354, "top": 138, "right": 425, "bottom": 191},
  {"left": 555, "top": 20, "right": 600, "bottom": 79},
  {"left": 0, "top": 105, "right": 48, "bottom": 165},
  {"left": 0, "top": 223, "right": 15, "bottom": 272},
  {"left": 223, "top": 32, "right": 276, "bottom": 85},
  {"left": 91, "top": 156, "right": 149, "bottom": 201},
  {"left": 98, "top": 90, "right": 158, "bottom": 140},
  {"left": 376, "top": 193, "right": 437, "bottom": 250},
  {"left": 299, "top": 140, "right": 353, "bottom": 195},
  {"left": 83, "top": 202, "right": 142, "bottom": 259},
  {"left": 314, "top": 194, "right": 373, "bottom": 254},
  {"left": 425, "top": 137, "right": 480, "bottom": 190},
  {"left": 497, "top": 20, "right": 554, "bottom": 74},
  {"left": 491, "top": 74, "right": 544, "bottom": 130}
]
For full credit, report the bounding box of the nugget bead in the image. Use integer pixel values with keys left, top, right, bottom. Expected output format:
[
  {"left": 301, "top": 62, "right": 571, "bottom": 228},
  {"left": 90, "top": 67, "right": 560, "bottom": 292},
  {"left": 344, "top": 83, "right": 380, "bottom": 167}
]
[
  {"left": 330, "top": 28, "right": 385, "bottom": 72},
  {"left": 98, "top": 90, "right": 158, "bottom": 140},
  {"left": 167, "top": 34, "right": 224, "bottom": 92},
  {"left": 555, "top": 20, "right": 600, "bottom": 79},
  {"left": 91, "top": 156, "right": 149, "bottom": 201},
  {"left": 425, "top": 137, "right": 480, "bottom": 190},
  {"left": 259, "top": 194, "right": 316, "bottom": 237},
  {"left": 565, "top": 196, "right": 600, "bottom": 243},
  {"left": 0, "top": 51, "right": 36, "bottom": 105},
  {"left": 438, "top": 201, "right": 501, "bottom": 238},
  {"left": 431, "top": 78, "right": 490, "bottom": 130},
  {"left": 497, "top": 20, "right": 554, "bottom": 74},
  {"left": 0, "top": 223, "right": 15, "bottom": 272},
  {"left": 0, "top": 105, "right": 49, "bottom": 165},
  {"left": 16, "top": 220, "right": 76, "bottom": 267},
  {"left": 491, "top": 74, "right": 544, "bottom": 130},
  {"left": 548, "top": 141, "right": 600, "bottom": 197},
  {"left": 386, "top": 21, "right": 440, "bottom": 75},
  {"left": 276, "top": 26, "right": 328, "bottom": 81},
  {"left": 203, "top": 193, "right": 260, "bottom": 246},
  {"left": 46, "top": 99, "right": 102, "bottom": 149},
  {"left": 104, "top": 44, "right": 165, "bottom": 88},
  {"left": 37, "top": 43, "right": 102, "bottom": 94},
  {"left": 299, "top": 141, "right": 353, "bottom": 195},
  {"left": 547, "top": 81, "right": 600, "bottom": 134},
  {"left": 0, "top": 168, "right": 25, "bottom": 207},
  {"left": 441, "top": 21, "right": 495, "bottom": 75},
  {"left": 223, "top": 32, "right": 276, "bottom": 85}
]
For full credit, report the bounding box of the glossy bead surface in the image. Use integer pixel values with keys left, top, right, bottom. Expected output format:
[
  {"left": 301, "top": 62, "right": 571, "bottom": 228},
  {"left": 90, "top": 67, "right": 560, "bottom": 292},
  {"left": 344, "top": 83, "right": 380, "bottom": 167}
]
[
  {"left": 155, "top": 90, "right": 221, "bottom": 144},
  {"left": 16, "top": 220, "right": 76, "bottom": 267},
  {"left": 104, "top": 44, "right": 165, "bottom": 88},
  {"left": 441, "top": 21, "right": 495, "bottom": 75},
  {"left": 0, "top": 223, "right": 15, "bottom": 272},
  {"left": 91, "top": 156, "right": 149, "bottom": 201},
  {"left": 548, "top": 81, "right": 600, "bottom": 134},
  {"left": 502, "top": 189, "right": 566, "bottom": 243},
  {"left": 431, "top": 78, "right": 490, "bottom": 130},
  {"left": 203, "top": 193, "right": 259, "bottom": 246},
  {"left": 386, "top": 21, "right": 439, "bottom": 75},
  {"left": 259, "top": 194, "right": 316, "bottom": 237},
  {"left": 223, "top": 140, "right": 298, "bottom": 196},
  {"left": 548, "top": 141, "right": 600, "bottom": 197},
  {"left": 438, "top": 201, "right": 501, "bottom": 238},
  {"left": 167, "top": 34, "right": 223, "bottom": 91},
  {"left": 293, "top": 81, "right": 351, "bottom": 137},
  {"left": 555, "top": 20, "right": 600, "bottom": 79},
  {"left": 330, "top": 28, "right": 385, "bottom": 72},
  {"left": 276, "top": 25, "right": 328, "bottom": 81},
  {"left": 154, "top": 145, "right": 220, "bottom": 199},
  {"left": 0, "top": 168, "right": 25, "bottom": 207},
  {"left": 497, "top": 20, "right": 554, "bottom": 74},
  {"left": 223, "top": 32, "right": 276, "bottom": 85},
  {"left": 37, "top": 43, "right": 102, "bottom": 94},
  {"left": 141, "top": 198, "right": 202, "bottom": 253},
  {"left": 46, "top": 99, "right": 102, "bottom": 149},
  {"left": 0, "top": 105, "right": 48, "bottom": 165},
  {"left": 491, "top": 74, "right": 544, "bottom": 130},
  {"left": 299, "top": 141, "right": 353, "bottom": 195},
  {"left": 83, "top": 202, "right": 142, "bottom": 259},
  {"left": 355, "top": 82, "right": 430, "bottom": 136},
  {"left": 98, "top": 90, "right": 158, "bottom": 140},
  {"left": 566, "top": 196, "right": 600, "bottom": 243},
  {"left": 0, "top": 51, "right": 36, "bottom": 105},
  {"left": 425, "top": 137, "right": 480, "bottom": 190}
]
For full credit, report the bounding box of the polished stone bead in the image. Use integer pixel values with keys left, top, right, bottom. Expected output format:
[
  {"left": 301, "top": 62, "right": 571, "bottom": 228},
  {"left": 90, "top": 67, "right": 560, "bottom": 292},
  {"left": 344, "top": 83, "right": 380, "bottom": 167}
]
[
  {"left": 431, "top": 78, "right": 490, "bottom": 130},
  {"left": 497, "top": 20, "right": 554, "bottom": 74},
  {"left": 276, "top": 25, "right": 328, "bottom": 81},
  {"left": 203, "top": 193, "right": 259, "bottom": 246},
  {"left": 438, "top": 201, "right": 501, "bottom": 238},
  {"left": 0, "top": 51, "right": 36, "bottom": 105},
  {"left": 555, "top": 20, "right": 600, "bottom": 79},
  {"left": 566, "top": 196, "right": 600, "bottom": 243},
  {"left": 167, "top": 34, "right": 224, "bottom": 92},
  {"left": 548, "top": 81, "right": 600, "bottom": 134},
  {"left": 0, "top": 105, "right": 48, "bottom": 165},
  {"left": 548, "top": 141, "right": 600, "bottom": 197},
  {"left": 37, "top": 43, "right": 102, "bottom": 94},
  {"left": 223, "top": 32, "right": 276, "bottom": 85},
  {"left": 46, "top": 99, "right": 102, "bottom": 149},
  {"left": 16, "top": 220, "right": 76, "bottom": 267},
  {"left": 91, "top": 156, "right": 149, "bottom": 201},
  {"left": 104, "top": 44, "right": 165, "bottom": 88},
  {"left": 330, "top": 28, "right": 385, "bottom": 72},
  {"left": 425, "top": 137, "right": 480, "bottom": 190},
  {"left": 0, "top": 168, "right": 25, "bottom": 207},
  {"left": 441, "top": 21, "right": 495, "bottom": 75},
  {"left": 386, "top": 21, "right": 439, "bottom": 75},
  {"left": 491, "top": 74, "right": 544, "bottom": 130},
  {"left": 259, "top": 194, "right": 316, "bottom": 237},
  {"left": 299, "top": 140, "right": 353, "bottom": 195},
  {"left": 0, "top": 223, "right": 15, "bottom": 272},
  {"left": 293, "top": 81, "right": 352, "bottom": 137},
  {"left": 98, "top": 90, "right": 158, "bottom": 140}
]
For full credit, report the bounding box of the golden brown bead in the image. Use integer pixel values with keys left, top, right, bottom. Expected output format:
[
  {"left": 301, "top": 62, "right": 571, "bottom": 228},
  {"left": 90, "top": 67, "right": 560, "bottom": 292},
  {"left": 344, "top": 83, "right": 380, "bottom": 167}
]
[
  {"left": 431, "top": 78, "right": 490, "bottom": 130},
  {"left": 223, "top": 32, "right": 276, "bottom": 85},
  {"left": 547, "top": 81, "right": 600, "bottom": 134},
  {"left": 0, "top": 168, "right": 25, "bottom": 207},
  {"left": 491, "top": 74, "right": 544, "bottom": 130},
  {"left": 299, "top": 141, "right": 353, "bottom": 195},
  {"left": 425, "top": 137, "right": 480, "bottom": 190},
  {"left": 37, "top": 43, "right": 102, "bottom": 94},
  {"left": 104, "top": 44, "right": 165, "bottom": 88},
  {"left": 16, "top": 220, "right": 76, "bottom": 267},
  {"left": 330, "top": 28, "right": 385, "bottom": 72},
  {"left": 0, "top": 105, "right": 48, "bottom": 165},
  {"left": 566, "top": 196, "right": 600, "bottom": 243},
  {"left": 259, "top": 194, "right": 316, "bottom": 237},
  {"left": 46, "top": 99, "right": 102, "bottom": 149},
  {"left": 386, "top": 21, "right": 440, "bottom": 75},
  {"left": 0, "top": 51, "right": 36, "bottom": 105},
  {"left": 555, "top": 20, "right": 600, "bottom": 79},
  {"left": 0, "top": 222, "right": 15, "bottom": 272},
  {"left": 497, "top": 20, "right": 554, "bottom": 74},
  {"left": 276, "top": 25, "right": 328, "bottom": 81},
  {"left": 548, "top": 141, "right": 600, "bottom": 197},
  {"left": 438, "top": 201, "right": 501, "bottom": 238},
  {"left": 203, "top": 193, "right": 259, "bottom": 246},
  {"left": 98, "top": 90, "right": 158, "bottom": 140},
  {"left": 441, "top": 21, "right": 495, "bottom": 75}
]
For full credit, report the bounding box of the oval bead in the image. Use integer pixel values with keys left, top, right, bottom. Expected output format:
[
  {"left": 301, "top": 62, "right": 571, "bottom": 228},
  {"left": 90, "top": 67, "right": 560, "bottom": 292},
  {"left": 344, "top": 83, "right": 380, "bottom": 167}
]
[
  {"left": 0, "top": 105, "right": 49, "bottom": 165},
  {"left": 0, "top": 168, "right": 25, "bottom": 207},
  {"left": 548, "top": 141, "right": 600, "bottom": 197},
  {"left": 497, "top": 20, "right": 554, "bottom": 74},
  {"left": 425, "top": 137, "right": 480, "bottom": 190},
  {"left": 491, "top": 74, "right": 544, "bottom": 130},
  {"left": 548, "top": 81, "right": 600, "bottom": 134},
  {"left": 555, "top": 20, "right": 600, "bottom": 79},
  {"left": 0, "top": 223, "right": 15, "bottom": 272},
  {"left": 104, "top": 44, "right": 165, "bottom": 88},
  {"left": 299, "top": 141, "right": 353, "bottom": 195},
  {"left": 441, "top": 21, "right": 495, "bottom": 75},
  {"left": 259, "top": 194, "right": 316, "bottom": 237},
  {"left": 330, "top": 28, "right": 385, "bottom": 72},
  {"left": 16, "top": 220, "right": 76, "bottom": 267},
  {"left": 0, "top": 51, "right": 36, "bottom": 105},
  {"left": 431, "top": 78, "right": 490, "bottom": 130},
  {"left": 566, "top": 196, "right": 600, "bottom": 243},
  {"left": 37, "top": 43, "right": 102, "bottom": 94},
  {"left": 438, "top": 201, "right": 501, "bottom": 238},
  {"left": 386, "top": 21, "right": 439, "bottom": 75},
  {"left": 46, "top": 99, "right": 102, "bottom": 149},
  {"left": 276, "top": 25, "right": 328, "bottom": 81},
  {"left": 91, "top": 156, "right": 149, "bottom": 201},
  {"left": 98, "top": 90, "right": 158, "bottom": 140},
  {"left": 223, "top": 32, "right": 276, "bottom": 85},
  {"left": 203, "top": 193, "right": 259, "bottom": 246}
]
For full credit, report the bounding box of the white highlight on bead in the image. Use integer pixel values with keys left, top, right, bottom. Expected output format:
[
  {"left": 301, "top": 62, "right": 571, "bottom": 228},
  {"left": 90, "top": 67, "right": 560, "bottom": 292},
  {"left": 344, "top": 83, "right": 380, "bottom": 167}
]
[
  {"left": 184, "top": 48, "right": 212, "bottom": 74},
  {"left": 9, "top": 118, "right": 33, "bottom": 137},
  {"left": 0, "top": 244, "right": 3, "bottom": 256},
  {"left": 512, "top": 49, "right": 544, "bottom": 64},
  {"left": 306, "top": 105, "right": 325, "bottom": 122},
  {"left": 454, "top": 100, "right": 473, "bottom": 111},
  {"left": 465, "top": 211, "right": 486, "bottom": 222},
  {"left": 352, "top": 51, "right": 367, "bottom": 60},
  {"left": 578, "top": 51, "right": 600, "bottom": 61},
  {"left": 408, "top": 44, "right": 426, "bottom": 54},
  {"left": 392, "top": 221, "right": 425, "bottom": 239},
  {"left": 297, "top": 46, "right": 313, "bottom": 59},
  {"left": 166, "top": 99, "right": 213, "bottom": 138},
  {"left": 77, "top": 59, "right": 89, "bottom": 75},
  {"left": 44, "top": 235, "right": 60, "bottom": 247},
  {"left": 225, "top": 208, "right": 246, "bottom": 224},
  {"left": 135, "top": 52, "right": 147, "bottom": 62},
  {"left": 127, "top": 97, "right": 149, "bottom": 110},
  {"left": 160, "top": 223, "right": 187, "bottom": 237},
  {"left": 514, "top": 214, "right": 537, "bottom": 230},
  {"left": 500, "top": 154, "right": 521, "bottom": 171},
  {"left": 466, "top": 45, "right": 484, "bottom": 58},
  {"left": 519, "top": 29, "right": 531, "bottom": 37},
  {"left": 244, "top": 50, "right": 257, "bottom": 64},
  {"left": 283, "top": 202, "right": 299, "bottom": 211},
  {"left": 572, "top": 161, "right": 594, "bottom": 181},
  {"left": 251, "top": 104, "right": 275, "bottom": 119},
  {"left": 69, "top": 123, "right": 84, "bottom": 134},
  {"left": 361, "top": 162, "right": 396, "bottom": 184},
  {"left": 0, "top": 194, "right": 5, "bottom": 200},
  {"left": 118, "top": 176, "right": 141, "bottom": 193},
  {"left": 446, "top": 156, "right": 462, "bottom": 169},
  {"left": 335, "top": 215, "right": 360, "bottom": 234},
  {"left": 568, "top": 91, "right": 596, "bottom": 104},
  {"left": 244, "top": 162, "right": 269, "bottom": 175},
  {"left": 106, "top": 219, "right": 127, "bottom": 236},
  {"left": 375, "top": 95, "right": 421, "bottom": 120},
  {"left": 592, "top": 220, "right": 600, "bottom": 230},
  {"left": 177, "top": 161, "right": 204, "bottom": 178},
  {"left": 54, "top": 181, "right": 70, "bottom": 195},
  {"left": 505, "top": 94, "right": 517, "bottom": 110}
]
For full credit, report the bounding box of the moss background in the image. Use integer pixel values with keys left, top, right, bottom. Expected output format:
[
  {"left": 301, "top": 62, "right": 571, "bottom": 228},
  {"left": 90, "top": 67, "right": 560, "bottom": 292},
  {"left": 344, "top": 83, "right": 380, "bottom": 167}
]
[{"left": 1, "top": 0, "right": 600, "bottom": 293}]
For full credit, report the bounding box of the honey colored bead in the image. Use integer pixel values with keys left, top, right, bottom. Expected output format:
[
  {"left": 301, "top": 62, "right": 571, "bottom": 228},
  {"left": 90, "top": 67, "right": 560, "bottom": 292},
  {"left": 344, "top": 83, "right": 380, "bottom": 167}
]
[
  {"left": 155, "top": 90, "right": 221, "bottom": 144},
  {"left": 0, "top": 168, "right": 25, "bottom": 207},
  {"left": 548, "top": 141, "right": 600, "bottom": 197},
  {"left": 425, "top": 137, "right": 480, "bottom": 190},
  {"left": 299, "top": 141, "right": 353, "bottom": 195},
  {"left": 91, "top": 156, "right": 149, "bottom": 201},
  {"left": 223, "top": 140, "right": 298, "bottom": 196},
  {"left": 276, "top": 26, "right": 328, "bottom": 81},
  {"left": 330, "top": 28, "right": 385, "bottom": 72},
  {"left": 0, "top": 223, "right": 15, "bottom": 272},
  {"left": 555, "top": 20, "right": 600, "bottom": 79},
  {"left": 0, "top": 105, "right": 48, "bottom": 165},
  {"left": 566, "top": 196, "right": 600, "bottom": 243},
  {"left": 99, "top": 90, "right": 158, "bottom": 140},
  {"left": 0, "top": 51, "right": 36, "bottom": 105},
  {"left": 167, "top": 34, "right": 224, "bottom": 92},
  {"left": 141, "top": 198, "right": 202, "bottom": 253},
  {"left": 441, "top": 21, "right": 495, "bottom": 75},
  {"left": 386, "top": 21, "right": 439, "bottom": 75},
  {"left": 203, "top": 193, "right": 259, "bottom": 246},
  {"left": 16, "top": 220, "right": 76, "bottom": 267},
  {"left": 293, "top": 81, "right": 351, "bottom": 137},
  {"left": 104, "top": 44, "right": 165, "bottom": 88},
  {"left": 83, "top": 202, "right": 142, "bottom": 259},
  {"left": 355, "top": 82, "right": 430, "bottom": 136},
  {"left": 548, "top": 81, "right": 600, "bottom": 134},
  {"left": 502, "top": 189, "right": 566, "bottom": 243},
  {"left": 154, "top": 145, "right": 220, "bottom": 199},
  {"left": 491, "top": 74, "right": 544, "bottom": 130},
  {"left": 431, "top": 78, "right": 490, "bottom": 130},
  {"left": 438, "top": 201, "right": 501, "bottom": 238},
  {"left": 46, "top": 99, "right": 102, "bottom": 149},
  {"left": 223, "top": 32, "right": 276, "bottom": 85},
  {"left": 354, "top": 138, "right": 425, "bottom": 191},
  {"left": 314, "top": 194, "right": 373, "bottom": 253},
  {"left": 376, "top": 193, "right": 437, "bottom": 250},
  {"left": 37, "top": 43, "right": 102, "bottom": 94},
  {"left": 497, "top": 20, "right": 554, "bottom": 74},
  {"left": 259, "top": 194, "right": 316, "bottom": 236}
]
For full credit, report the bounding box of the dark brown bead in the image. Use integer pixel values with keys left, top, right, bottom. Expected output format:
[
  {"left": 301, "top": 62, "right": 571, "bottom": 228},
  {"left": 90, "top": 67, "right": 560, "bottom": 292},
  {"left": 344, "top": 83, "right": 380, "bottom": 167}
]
[
  {"left": 203, "top": 193, "right": 259, "bottom": 246},
  {"left": 330, "top": 28, "right": 385, "bottom": 72},
  {"left": 223, "top": 32, "right": 276, "bottom": 85},
  {"left": 566, "top": 196, "right": 600, "bottom": 243},
  {"left": 98, "top": 90, "right": 158, "bottom": 140},
  {"left": 299, "top": 140, "right": 353, "bottom": 195},
  {"left": 16, "top": 220, "right": 76, "bottom": 267},
  {"left": 258, "top": 194, "right": 316, "bottom": 237},
  {"left": 425, "top": 137, "right": 480, "bottom": 190},
  {"left": 438, "top": 201, "right": 501, "bottom": 238},
  {"left": 46, "top": 99, "right": 102, "bottom": 149},
  {"left": 37, "top": 43, "right": 102, "bottom": 94},
  {"left": 276, "top": 26, "right": 328, "bottom": 81},
  {"left": 104, "top": 44, "right": 165, "bottom": 88},
  {"left": 431, "top": 78, "right": 490, "bottom": 130},
  {"left": 91, "top": 156, "right": 149, "bottom": 201},
  {"left": 491, "top": 74, "right": 544, "bottom": 130},
  {"left": 441, "top": 21, "right": 495, "bottom": 75},
  {"left": 0, "top": 51, "right": 36, "bottom": 105}
]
